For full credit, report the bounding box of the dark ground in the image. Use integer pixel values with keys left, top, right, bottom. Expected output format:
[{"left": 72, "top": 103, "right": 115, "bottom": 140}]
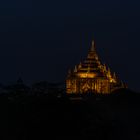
[{"left": 2, "top": 89, "right": 140, "bottom": 140}]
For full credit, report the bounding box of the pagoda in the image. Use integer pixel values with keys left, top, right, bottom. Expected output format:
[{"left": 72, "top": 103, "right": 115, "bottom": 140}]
[{"left": 66, "top": 40, "right": 125, "bottom": 94}]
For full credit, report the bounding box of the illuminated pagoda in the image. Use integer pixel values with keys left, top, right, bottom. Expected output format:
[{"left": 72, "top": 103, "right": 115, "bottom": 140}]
[{"left": 66, "top": 40, "right": 125, "bottom": 94}]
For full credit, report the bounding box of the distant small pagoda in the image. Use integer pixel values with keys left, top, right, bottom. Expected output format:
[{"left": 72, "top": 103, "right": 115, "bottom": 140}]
[{"left": 66, "top": 40, "right": 126, "bottom": 94}]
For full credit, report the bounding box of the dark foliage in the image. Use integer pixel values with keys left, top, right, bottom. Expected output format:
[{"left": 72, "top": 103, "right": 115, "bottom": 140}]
[{"left": 2, "top": 87, "right": 140, "bottom": 140}]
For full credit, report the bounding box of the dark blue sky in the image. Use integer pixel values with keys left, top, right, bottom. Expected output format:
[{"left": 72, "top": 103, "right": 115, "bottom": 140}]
[{"left": 0, "top": 0, "right": 140, "bottom": 91}]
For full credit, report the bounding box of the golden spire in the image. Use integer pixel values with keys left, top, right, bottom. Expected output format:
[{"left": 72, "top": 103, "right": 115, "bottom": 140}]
[
  {"left": 91, "top": 40, "right": 96, "bottom": 52},
  {"left": 87, "top": 40, "right": 97, "bottom": 59},
  {"left": 78, "top": 62, "right": 82, "bottom": 69}
]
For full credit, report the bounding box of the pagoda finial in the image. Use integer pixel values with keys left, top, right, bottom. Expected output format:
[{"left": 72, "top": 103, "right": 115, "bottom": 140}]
[
  {"left": 91, "top": 40, "right": 95, "bottom": 52},
  {"left": 74, "top": 65, "right": 77, "bottom": 73}
]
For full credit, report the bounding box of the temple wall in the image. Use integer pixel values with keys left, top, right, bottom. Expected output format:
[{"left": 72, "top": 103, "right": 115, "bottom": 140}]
[{"left": 66, "top": 77, "right": 111, "bottom": 94}]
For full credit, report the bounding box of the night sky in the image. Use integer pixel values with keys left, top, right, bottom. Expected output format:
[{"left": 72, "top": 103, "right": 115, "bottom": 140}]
[{"left": 0, "top": 0, "right": 140, "bottom": 92}]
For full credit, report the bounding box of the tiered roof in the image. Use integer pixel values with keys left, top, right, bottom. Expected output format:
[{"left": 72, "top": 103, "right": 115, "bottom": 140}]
[{"left": 69, "top": 40, "right": 117, "bottom": 83}]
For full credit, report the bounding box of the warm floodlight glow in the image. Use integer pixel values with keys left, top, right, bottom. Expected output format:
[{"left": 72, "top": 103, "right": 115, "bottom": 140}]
[
  {"left": 66, "top": 40, "right": 125, "bottom": 94},
  {"left": 78, "top": 73, "right": 96, "bottom": 78}
]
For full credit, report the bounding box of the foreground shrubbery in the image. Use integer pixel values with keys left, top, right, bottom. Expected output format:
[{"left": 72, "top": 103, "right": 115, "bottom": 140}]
[{"left": 2, "top": 88, "right": 140, "bottom": 140}]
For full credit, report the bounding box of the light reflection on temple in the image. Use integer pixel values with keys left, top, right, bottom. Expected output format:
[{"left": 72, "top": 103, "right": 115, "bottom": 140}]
[{"left": 66, "top": 40, "right": 126, "bottom": 94}]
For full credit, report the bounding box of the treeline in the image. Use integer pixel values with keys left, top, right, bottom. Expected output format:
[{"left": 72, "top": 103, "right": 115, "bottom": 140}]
[{"left": 1, "top": 79, "right": 140, "bottom": 140}]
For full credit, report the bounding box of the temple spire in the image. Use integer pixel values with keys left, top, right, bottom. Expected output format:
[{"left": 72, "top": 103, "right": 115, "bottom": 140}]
[
  {"left": 78, "top": 62, "right": 82, "bottom": 69},
  {"left": 91, "top": 40, "right": 96, "bottom": 52}
]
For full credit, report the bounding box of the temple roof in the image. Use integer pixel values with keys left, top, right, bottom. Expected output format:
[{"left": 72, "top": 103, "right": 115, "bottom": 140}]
[
  {"left": 75, "top": 40, "right": 106, "bottom": 77},
  {"left": 67, "top": 40, "right": 117, "bottom": 83}
]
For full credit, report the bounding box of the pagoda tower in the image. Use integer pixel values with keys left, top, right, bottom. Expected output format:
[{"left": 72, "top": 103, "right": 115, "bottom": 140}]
[{"left": 66, "top": 40, "right": 125, "bottom": 94}]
